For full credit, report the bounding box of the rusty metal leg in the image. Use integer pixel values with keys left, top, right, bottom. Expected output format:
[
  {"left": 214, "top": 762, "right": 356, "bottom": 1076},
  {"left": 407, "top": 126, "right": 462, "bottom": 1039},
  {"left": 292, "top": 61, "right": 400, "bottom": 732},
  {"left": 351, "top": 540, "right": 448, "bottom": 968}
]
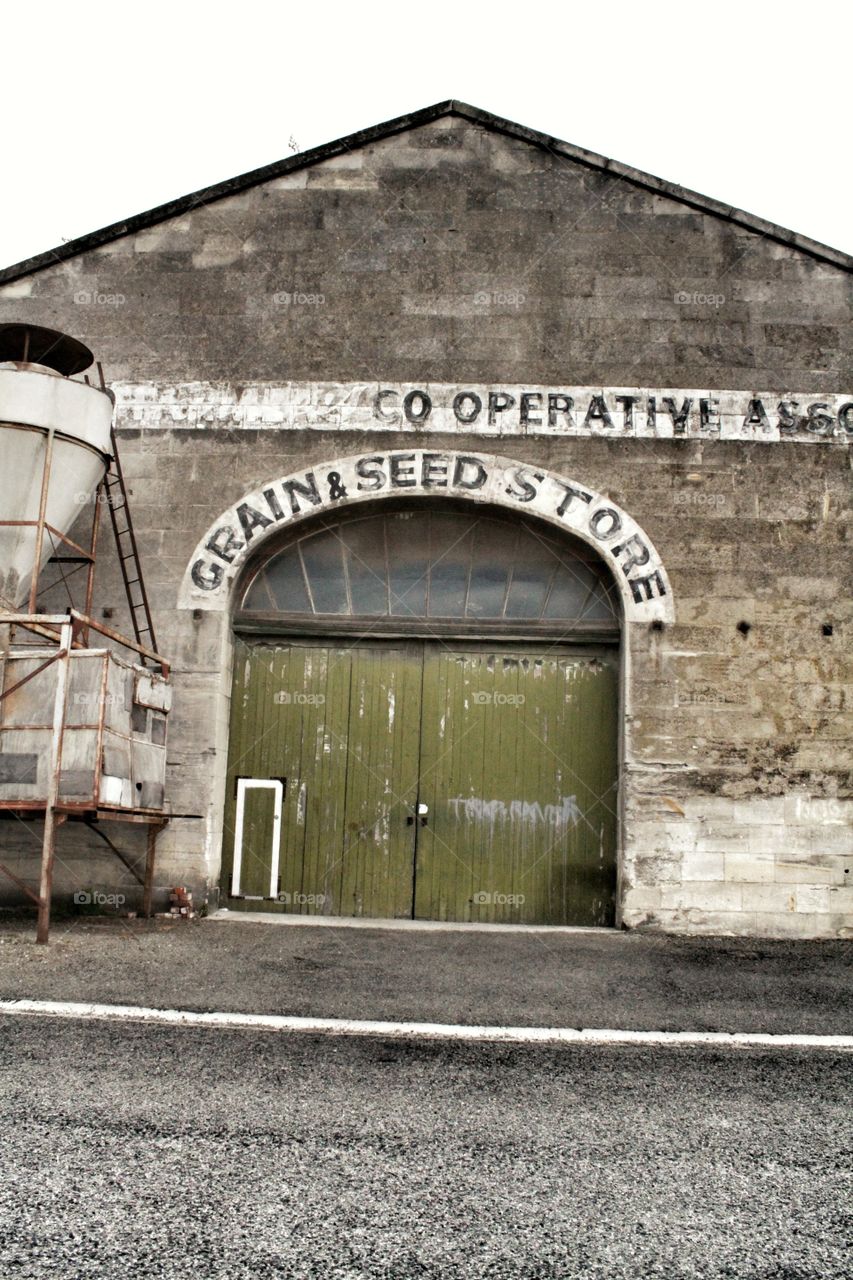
[
  {"left": 35, "top": 619, "right": 73, "bottom": 945},
  {"left": 35, "top": 814, "right": 66, "bottom": 945},
  {"left": 143, "top": 823, "right": 164, "bottom": 918}
]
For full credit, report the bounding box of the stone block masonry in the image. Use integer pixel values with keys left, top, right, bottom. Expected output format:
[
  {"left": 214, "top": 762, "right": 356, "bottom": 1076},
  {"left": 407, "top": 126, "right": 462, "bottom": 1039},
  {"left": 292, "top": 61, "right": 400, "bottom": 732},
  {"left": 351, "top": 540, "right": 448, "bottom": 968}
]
[{"left": 0, "top": 104, "right": 849, "bottom": 936}]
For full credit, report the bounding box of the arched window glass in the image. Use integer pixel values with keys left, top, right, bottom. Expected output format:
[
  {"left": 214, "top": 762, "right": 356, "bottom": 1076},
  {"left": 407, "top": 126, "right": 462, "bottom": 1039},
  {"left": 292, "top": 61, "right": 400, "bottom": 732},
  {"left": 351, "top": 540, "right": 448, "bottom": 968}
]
[{"left": 239, "top": 507, "right": 619, "bottom": 631}]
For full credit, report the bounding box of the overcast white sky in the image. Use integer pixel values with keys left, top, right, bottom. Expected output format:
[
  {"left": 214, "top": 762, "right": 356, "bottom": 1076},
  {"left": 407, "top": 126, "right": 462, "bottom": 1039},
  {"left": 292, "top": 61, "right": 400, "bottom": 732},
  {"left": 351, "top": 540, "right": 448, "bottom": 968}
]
[{"left": 2, "top": 0, "right": 851, "bottom": 269}]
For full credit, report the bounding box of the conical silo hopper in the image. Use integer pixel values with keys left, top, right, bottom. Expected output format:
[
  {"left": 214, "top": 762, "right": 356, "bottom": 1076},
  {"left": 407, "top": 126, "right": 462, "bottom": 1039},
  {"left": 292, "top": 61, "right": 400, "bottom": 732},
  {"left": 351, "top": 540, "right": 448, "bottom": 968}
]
[{"left": 0, "top": 324, "right": 114, "bottom": 609}]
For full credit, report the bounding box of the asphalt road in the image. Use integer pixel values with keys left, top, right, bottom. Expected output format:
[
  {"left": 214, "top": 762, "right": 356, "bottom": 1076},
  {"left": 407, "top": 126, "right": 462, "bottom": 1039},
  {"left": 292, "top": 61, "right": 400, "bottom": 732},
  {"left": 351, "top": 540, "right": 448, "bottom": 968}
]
[
  {"left": 1, "top": 916, "right": 851, "bottom": 1034},
  {"left": 0, "top": 1015, "right": 850, "bottom": 1279}
]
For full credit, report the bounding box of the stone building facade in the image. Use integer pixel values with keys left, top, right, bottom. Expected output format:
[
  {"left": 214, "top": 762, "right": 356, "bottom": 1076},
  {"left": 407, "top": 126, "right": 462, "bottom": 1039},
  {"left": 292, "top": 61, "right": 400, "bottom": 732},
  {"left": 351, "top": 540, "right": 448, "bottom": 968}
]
[{"left": 0, "top": 101, "right": 850, "bottom": 936}]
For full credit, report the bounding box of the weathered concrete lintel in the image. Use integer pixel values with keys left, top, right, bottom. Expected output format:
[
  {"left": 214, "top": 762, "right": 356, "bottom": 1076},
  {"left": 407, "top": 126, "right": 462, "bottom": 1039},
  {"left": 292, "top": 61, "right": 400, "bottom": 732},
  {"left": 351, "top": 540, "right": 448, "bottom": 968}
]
[{"left": 113, "top": 381, "right": 853, "bottom": 443}]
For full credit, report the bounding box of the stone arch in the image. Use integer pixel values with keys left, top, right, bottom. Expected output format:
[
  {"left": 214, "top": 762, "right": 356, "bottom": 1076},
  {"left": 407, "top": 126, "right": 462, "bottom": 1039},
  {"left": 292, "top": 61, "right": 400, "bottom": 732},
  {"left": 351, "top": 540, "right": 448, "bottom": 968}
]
[{"left": 178, "top": 450, "right": 674, "bottom": 624}]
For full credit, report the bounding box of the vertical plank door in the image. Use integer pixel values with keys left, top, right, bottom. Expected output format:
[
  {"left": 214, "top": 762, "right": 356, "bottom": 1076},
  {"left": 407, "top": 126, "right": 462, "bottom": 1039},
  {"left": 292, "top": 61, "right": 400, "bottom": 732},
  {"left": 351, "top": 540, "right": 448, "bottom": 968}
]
[
  {"left": 223, "top": 639, "right": 421, "bottom": 916},
  {"left": 414, "top": 647, "right": 618, "bottom": 925}
]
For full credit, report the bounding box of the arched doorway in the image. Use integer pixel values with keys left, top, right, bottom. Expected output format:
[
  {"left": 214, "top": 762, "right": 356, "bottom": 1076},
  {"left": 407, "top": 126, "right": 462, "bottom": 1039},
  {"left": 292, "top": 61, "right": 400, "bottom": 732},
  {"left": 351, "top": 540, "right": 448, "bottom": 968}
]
[{"left": 221, "top": 501, "right": 621, "bottom": 925}]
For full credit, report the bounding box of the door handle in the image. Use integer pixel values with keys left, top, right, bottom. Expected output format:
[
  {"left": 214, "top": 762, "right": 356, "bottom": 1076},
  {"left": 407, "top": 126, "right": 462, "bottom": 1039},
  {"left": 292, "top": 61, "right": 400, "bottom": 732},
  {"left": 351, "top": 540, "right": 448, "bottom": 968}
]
[{"left": 407, "top": 803, "right": 429, "bottom": 827}]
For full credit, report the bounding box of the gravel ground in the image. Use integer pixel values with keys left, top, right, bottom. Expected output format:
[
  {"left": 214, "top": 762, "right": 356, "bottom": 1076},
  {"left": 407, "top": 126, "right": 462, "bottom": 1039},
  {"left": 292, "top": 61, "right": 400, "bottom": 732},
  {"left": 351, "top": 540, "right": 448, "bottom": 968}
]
[
  {"left": 0, "top": 915, "right": 851, "bottom": 1035},
  {"left": 0, "top": 1015, "right": 850, "bottom": 1279}
]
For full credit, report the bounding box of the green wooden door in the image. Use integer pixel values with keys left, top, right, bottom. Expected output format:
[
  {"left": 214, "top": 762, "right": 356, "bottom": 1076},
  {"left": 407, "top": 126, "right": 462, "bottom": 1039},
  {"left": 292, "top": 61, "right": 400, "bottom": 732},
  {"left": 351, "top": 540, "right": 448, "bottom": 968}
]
[
  {"left": 339, "top": 645, "right": 422, "bottom": 917},
  {"left": 223, "top": 639, "right": 618, "bottom": 925},
  {"left": 413, "top": 647, "right": 618, "bottom": 925},
  {"left": 222, "top": 638, "right": 422, "bottom": 916}
]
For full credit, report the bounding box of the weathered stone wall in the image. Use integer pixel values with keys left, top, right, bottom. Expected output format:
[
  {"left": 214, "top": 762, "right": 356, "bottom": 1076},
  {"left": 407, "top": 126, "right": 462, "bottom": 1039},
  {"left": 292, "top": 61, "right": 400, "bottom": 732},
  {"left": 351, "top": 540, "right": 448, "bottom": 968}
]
[
  {"left": 0, "top": 114, "right": 849, "bottom": 935},
  {"left": 2, "top": 118, "right": 849, "bottom": 389}
]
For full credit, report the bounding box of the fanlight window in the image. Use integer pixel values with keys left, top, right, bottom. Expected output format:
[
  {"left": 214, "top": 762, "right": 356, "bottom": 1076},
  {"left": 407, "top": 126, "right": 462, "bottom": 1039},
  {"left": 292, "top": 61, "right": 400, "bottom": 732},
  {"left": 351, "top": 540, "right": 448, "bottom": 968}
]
[{"left": 239, "top": 508, "right": 619, "bottom": 630}]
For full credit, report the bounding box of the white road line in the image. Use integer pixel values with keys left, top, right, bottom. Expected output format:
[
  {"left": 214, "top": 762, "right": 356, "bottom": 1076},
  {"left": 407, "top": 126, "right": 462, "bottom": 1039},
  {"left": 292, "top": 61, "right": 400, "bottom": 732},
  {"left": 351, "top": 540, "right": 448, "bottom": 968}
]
[{"left": 0, "top": 999, "right": 850, "bottom": 1050}]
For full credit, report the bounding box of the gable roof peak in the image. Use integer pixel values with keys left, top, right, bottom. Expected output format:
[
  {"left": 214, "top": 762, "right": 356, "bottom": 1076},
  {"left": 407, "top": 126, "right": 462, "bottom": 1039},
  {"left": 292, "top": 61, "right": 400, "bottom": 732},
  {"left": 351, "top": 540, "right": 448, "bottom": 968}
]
[{"left": 1, "top": 99, "right": 850, "bottom": 284}]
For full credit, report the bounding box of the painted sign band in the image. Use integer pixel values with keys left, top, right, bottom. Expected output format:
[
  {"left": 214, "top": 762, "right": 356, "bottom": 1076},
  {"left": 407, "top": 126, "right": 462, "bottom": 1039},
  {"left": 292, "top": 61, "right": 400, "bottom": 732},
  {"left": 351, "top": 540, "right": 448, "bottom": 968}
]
[{"left": 116, "top": 381, "right": 853, "bottom": 442}]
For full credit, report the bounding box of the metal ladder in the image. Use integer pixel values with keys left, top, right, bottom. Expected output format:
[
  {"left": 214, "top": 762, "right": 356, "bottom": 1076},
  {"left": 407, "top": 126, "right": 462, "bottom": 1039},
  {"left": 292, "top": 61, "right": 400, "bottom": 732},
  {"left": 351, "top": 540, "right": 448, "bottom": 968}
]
[{"left": 101, "top": 425, "right": 158, "bottom": 661}]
